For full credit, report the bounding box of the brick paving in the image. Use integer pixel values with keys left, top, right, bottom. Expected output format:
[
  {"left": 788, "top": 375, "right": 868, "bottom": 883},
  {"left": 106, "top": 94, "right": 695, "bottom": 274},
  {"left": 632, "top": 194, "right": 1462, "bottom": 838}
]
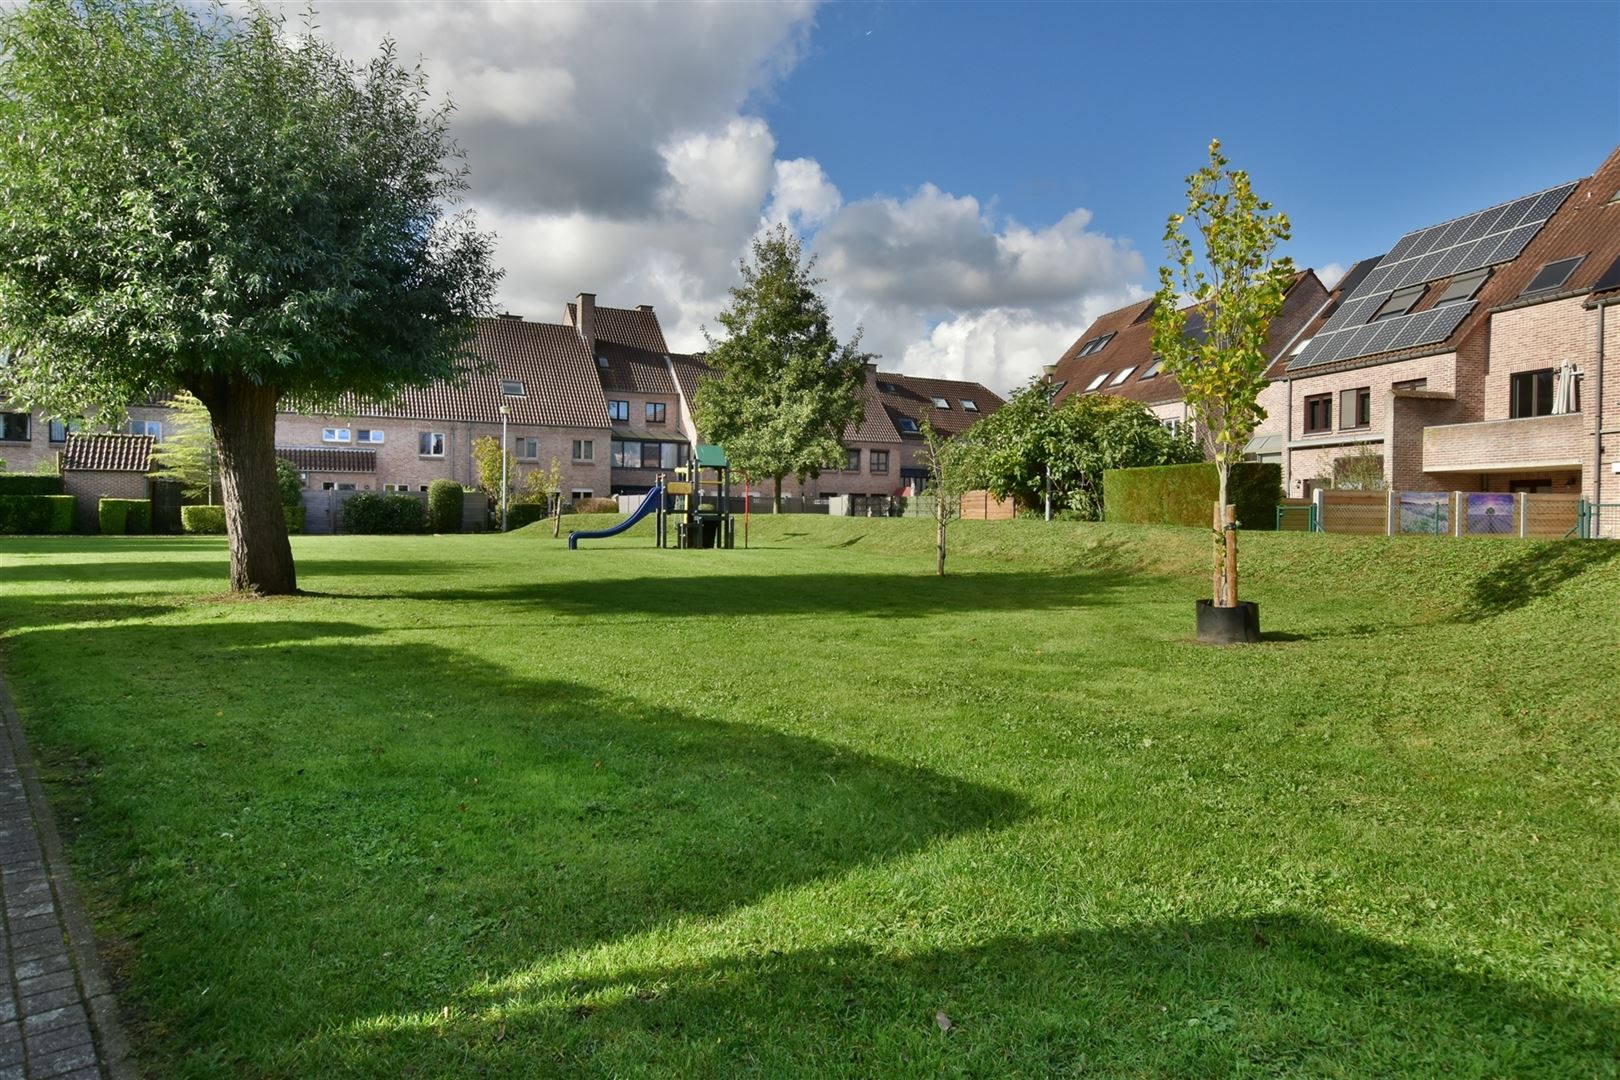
[{"left": 0, "top": 678, "right": 134, "bottom": 1080}]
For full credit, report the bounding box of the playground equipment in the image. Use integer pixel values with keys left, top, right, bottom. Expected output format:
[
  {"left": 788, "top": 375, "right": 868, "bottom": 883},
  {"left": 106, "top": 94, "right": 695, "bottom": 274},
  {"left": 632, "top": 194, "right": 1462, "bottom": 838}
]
[{"left": 566, "top": 444, "right": 736, "bottom": 550}]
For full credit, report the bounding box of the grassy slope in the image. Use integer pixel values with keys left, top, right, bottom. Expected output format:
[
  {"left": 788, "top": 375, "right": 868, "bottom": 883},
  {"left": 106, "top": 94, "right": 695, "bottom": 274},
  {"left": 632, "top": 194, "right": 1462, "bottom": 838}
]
[{"left": 0, "top": 521, "right": 1617, "bottom": 1078}]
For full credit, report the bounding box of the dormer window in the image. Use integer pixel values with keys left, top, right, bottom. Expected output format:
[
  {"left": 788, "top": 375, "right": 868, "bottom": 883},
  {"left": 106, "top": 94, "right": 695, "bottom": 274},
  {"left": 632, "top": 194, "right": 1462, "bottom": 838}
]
[
  {"left": 1084, "top": 372, "right": 1109, "bottom": 392},
  {"left": 1520, "top": 255, "right": 1586, "bottom": 298},
  {"left": 960, "top": 399, "right": 978, "bottom": 412},
  {"left": 501, "top": 380, "right": 525, "bottom": 397},
  {"left": 931, "top": 396, "right": 950, "bottom": 409},
  {"left": 897, "top": 417, "right": 920, "bottom": 434},
  {"left": 1109, "top": 367, "right": 1137, "bottom": 386}
]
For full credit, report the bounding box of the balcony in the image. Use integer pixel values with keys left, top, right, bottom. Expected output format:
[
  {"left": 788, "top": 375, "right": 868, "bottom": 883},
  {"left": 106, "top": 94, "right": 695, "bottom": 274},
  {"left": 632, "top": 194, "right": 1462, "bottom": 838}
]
[{"left": 1421, "top": 411, "right": 1585, "bottom": 475}]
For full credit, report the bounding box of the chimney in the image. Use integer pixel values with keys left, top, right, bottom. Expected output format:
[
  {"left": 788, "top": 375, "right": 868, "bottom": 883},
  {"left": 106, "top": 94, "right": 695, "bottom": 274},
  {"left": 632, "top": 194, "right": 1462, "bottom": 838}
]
[
  {"left": 574, "top": 292, "right": 597, "bottom": 353},
  {"left": 498, "top": 312, "right": 523, "bottom": 321},
  {"left": 636, "top": 304, "right": 654, "bottom": 313}
]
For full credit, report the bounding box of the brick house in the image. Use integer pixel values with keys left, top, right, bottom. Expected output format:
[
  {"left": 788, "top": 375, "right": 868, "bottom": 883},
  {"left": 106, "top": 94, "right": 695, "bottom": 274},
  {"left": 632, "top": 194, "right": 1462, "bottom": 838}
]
[
  {"left": 58, "top": 433, "right": 153, "bottom": 531},
  {"left": 1044, "top": 270, "right": 1332, "bottom": 465}
]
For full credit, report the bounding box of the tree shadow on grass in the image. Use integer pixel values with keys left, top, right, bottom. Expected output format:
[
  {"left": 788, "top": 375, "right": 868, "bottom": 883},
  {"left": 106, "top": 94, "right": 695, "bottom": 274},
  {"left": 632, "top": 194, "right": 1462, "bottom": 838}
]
[
  {"left": 9, "top": 618, "right": 1025, "bottom": 1076},
  {"left": 337, "top": 569, "right": 1144, "bottom": 619},
  {"left": 0, "top": 557, "right": 455, "bottom": 586},
  {"left": 335, "top": 915, "right": 1619, "bottom": 1078},
  {"left": 1454, "top": 540, "right": 1620, "bottom": 622}
]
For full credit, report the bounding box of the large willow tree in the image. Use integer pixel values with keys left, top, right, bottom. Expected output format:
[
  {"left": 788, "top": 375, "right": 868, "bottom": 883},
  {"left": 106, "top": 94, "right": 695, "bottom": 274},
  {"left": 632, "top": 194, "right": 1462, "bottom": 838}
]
[{"left": 0, "top": 1, "right": 499, "bottom": 593}]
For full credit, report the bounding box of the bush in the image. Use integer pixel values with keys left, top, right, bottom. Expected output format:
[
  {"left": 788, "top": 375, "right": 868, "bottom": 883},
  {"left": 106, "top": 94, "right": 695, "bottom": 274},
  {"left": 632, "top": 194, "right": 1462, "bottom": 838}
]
[
  {"left": 427, "top": 480, "right": 464, "bottom": 533},
  {"left": 1102, "top": 462, "right": 1282, "bottom": 531},
  {"left": 181, "top": 505, "right": 226, "bottom": 534},
  {"left": 0, "top": 473, "right": 64, "bottom": 496},
  {"left": 574, "top": 497, "right": 619, "bottom": 515},
  {"left": 276, "top": 458, "right": 304, "bottom": 507},
  {"left": 341, "top": 492, "right": 425, "bottom": 534},
  {"left": 504, "top": 503, "right": 547, "bottom": 529},
  {"left": 285, "top": 504, "right": 305, "bottom": 534},
  {"left": 99, "top": 498, "right": 151, "bottom": 535},
  {"left": 0, "top": 494, "right": 74, "bottom": 534}
]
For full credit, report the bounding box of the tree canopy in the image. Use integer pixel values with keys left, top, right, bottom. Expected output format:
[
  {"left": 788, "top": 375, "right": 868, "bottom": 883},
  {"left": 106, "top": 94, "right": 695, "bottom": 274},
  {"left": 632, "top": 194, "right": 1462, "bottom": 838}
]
[
  {"left": 958, "top": 380, "right": 1199, "bottom": 519},
  {"left": 0, "top": 0, "right": 500, "bottom": 591},
  {"left": 694, "top": 225, "right": 867, "bottom": 511}
]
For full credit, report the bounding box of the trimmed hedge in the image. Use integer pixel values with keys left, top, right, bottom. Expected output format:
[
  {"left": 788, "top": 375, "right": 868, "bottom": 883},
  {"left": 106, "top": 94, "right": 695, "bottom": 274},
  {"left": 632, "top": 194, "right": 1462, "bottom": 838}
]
[
  {"left": 183, "top": 504, "right": 308, "bottom": 535},
  {"left": 1102, "top": 462, "right": 1282, "bottom": 531},
  {"left": 99, "top": 498, "right": 151, "bottom": 535},
  {"left": 0, "top": 494, "right": 75, "bottom": 534},
  {"left": 427, "top": 480, "right": 464, "bottom": 533},
  {"left": 505, "top": 503, "right": 547, "bottom": 529},
  {"left": 0, "top": 474, "right": 63, "bottom": 496},
  {"left": 341, "top": 492, "right": 426, "bottom": 534}
]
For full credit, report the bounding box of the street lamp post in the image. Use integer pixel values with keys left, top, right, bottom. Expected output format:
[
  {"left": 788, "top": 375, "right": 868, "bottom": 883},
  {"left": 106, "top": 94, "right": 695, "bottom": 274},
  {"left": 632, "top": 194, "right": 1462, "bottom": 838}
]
[{"left": 499, "top": 404, "right": 510, "bottom": 532}]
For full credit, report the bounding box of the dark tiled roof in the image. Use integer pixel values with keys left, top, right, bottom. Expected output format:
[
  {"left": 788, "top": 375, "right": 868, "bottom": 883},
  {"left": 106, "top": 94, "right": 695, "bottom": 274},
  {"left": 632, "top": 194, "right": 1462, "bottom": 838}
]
[
  {"left": 342, "top": 317, "right": 610, "bottom": 429},
  {"left": 61, "top": 433, "right": 151, "bottom": 472},
  {"left": 276, "top": 446, "right": 376, "bottom": 473},
  {"left": 595, "top": 341, "right": 678, "bottom": 396},
  {"left": 879, "top": 372, "right": 1005, "bottom": 438},
  {"left": 567, "top": 302, "right": 669, "bottom": 354},
  {"left": 667, "top": 353, "right": 714, "bottom": 407},
  {"left": 1051, "top": 271, "right": 1328, "bottom": 407}
]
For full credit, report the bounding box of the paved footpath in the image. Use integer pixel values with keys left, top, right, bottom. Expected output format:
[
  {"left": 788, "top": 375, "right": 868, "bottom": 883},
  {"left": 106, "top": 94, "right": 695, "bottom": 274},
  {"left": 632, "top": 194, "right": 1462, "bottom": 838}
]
[{"left": 0, "top": 677, "right": 134, "bottom": 1080}]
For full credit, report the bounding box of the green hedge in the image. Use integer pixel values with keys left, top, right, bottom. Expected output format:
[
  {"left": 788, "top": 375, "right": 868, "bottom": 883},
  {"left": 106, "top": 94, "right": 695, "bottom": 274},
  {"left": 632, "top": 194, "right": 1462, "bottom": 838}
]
[
  {"left": 99, "top": 498, "right": 151, "bottom": 535},
  {"left": 505, "top": 503, "right": 547, "bottom": 529},
  {"left": 1102, "top": 462, "right": 1282, "bottom": 531},
  {"left": 427, "top": 480, "right": 464, "bottom": 533},
  {"left": 0, "top": 494, "right": 74, "bottom": 534},
  {"left": 0, "top": 474, "right": 63, "bottom": 496},
  {"left": 341, "top": 492, "right": 425, "bottom": 534},
  {"left": 182, "top": 504, "right": 306, "bottom": 535}
]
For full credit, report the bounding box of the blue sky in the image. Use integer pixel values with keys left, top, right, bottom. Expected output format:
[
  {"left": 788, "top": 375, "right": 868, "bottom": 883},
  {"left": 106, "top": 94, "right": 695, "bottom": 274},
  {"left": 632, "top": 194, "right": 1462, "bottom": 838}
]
[
  {"left": 767, "top": 1, "right": 1619, "bottom": 284},
  {"left": 316, "top": 1, "right": 1618, "bottom": 392}
]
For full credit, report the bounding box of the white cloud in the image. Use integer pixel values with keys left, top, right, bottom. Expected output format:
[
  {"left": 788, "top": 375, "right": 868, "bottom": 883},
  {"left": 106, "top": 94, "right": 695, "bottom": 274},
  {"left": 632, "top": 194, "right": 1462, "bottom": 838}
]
[{"left": 1314, "top": 262, "right": 1347, "bottom": 291}]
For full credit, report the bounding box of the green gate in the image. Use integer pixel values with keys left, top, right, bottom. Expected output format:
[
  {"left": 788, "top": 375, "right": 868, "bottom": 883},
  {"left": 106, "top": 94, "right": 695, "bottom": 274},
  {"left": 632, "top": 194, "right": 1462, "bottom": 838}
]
[{"left": 1576, "top": 499, "right": 1620, "bottom": 539}]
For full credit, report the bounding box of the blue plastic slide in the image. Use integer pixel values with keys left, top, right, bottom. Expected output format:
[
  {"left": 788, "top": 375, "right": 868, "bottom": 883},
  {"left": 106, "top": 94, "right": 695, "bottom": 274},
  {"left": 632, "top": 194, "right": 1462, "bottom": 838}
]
[{"left": 568, "top": 485, "right": 664, "bottom": 549}]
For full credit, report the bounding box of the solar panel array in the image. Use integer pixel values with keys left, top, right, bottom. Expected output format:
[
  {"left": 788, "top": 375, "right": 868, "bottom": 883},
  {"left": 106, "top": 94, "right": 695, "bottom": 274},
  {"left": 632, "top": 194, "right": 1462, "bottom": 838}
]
[{"left": 1290, "top": 180, "right": 1579, "bottom": 370}]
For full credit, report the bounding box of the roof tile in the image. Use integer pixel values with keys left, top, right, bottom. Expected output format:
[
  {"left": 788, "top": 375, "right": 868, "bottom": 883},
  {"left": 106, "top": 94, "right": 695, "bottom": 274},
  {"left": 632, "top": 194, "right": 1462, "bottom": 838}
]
[{"left": 60, "top": 433, "right": 152, "bottom": 472}]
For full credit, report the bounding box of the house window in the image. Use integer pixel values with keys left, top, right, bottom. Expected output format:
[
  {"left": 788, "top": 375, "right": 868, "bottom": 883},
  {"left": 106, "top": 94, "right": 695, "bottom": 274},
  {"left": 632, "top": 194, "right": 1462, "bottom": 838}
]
[
  {"left": 516, "top": 437, "right": 539, "bottom": 460},
  {"left": 876, "top": 380, "right": 899, "bottom": 394},
  {"left": 931, "top": 396, "right": 950, "bottom": 409},
  {"left": 641, "top": 442, "right": 662, "bottom": 469},
  {"left": 322, "top": 482, "right": 357, "bottom": 491},
  {"left": 1077, "top": 332, "right": 1116, "bottom": 356},
  {"left": 356, "top": 429, "right": 384, "bottom": 444},
  {"left": 1109, "top": 367, "right": 1137, "bottom": 386},
  {"left": 47, "top": 419, "right": 79, "bottom": 443},
  {"left": 645, "top": 402, "right": 667, "bottom": 424},
  {"left": 128, "top": 419, "right": 162, "bottom": 441},
  {"left": 0, "top": 412, "right": 30, "bottom": 441},
  {"left": 419, "top": 431, "right": 446, "bottom": 457},
  {"left": 1304, "top": 394, "right": 1333, "bottom": 433},
  {"left": 1339, "top": 387, "right": 1371, "bottom": 429},
  {"left": 572, "top": 439, "right": 594, "bottom": 462},
  {"left": 1084, "top": 373, "right": 1110, "bottom": 392},
  {"left": 501, "top": 380, "right": 525, "bottom": 397},
  {"left": 1519, "top": 255, "right": 1585, "bottom": 298},
  {"left": 870, "top": 450, "right": 890, "bottom": 474},
  {"left": 1162, "top": 417, "right": 1184, "bottom": 437},
  {"left": 1433, "top": 268, "right": 1490, "bottom": 307},
  {"left": 1140, "top": 357, "right": 1164, "bottom": 379},
  {"left": 322, "top": 427, "right": 351, "bottom": 443},
  {"left": 1371, "top": 284, "right": 1426, "bottom": 321},
  {"left": 960, "top": 399, "right": 979, "bottom": 411},
  {"left": 571, "top": 489, "right": 593, "bottom": 500},
  {"left": 897, "top": 417, "right": 919, "bottom": 434},
  {"left": 1392, "top": 378, "right": 1428, "bottom": 392},
  {"left": 596, "top": 356, "right": 609, "bottom": 369},
  {"left": 845, "top": 448, "right": 861, "bottom": 472},
  {"left": 383, "top": 483, "right": 414, "bottom": 493},
  {"left": 1509, "top": 369, "right": 1559, "bottom": 418},
  {"left": 608, "top": 400, "right": 629, "bottom": 422}
]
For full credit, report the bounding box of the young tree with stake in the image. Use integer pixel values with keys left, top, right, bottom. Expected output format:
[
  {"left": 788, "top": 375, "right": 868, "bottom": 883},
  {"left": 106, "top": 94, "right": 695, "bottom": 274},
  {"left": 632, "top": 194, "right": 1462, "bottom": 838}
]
[{"left": 1151, "top": 140, "right": 1293, "bottom": 612}]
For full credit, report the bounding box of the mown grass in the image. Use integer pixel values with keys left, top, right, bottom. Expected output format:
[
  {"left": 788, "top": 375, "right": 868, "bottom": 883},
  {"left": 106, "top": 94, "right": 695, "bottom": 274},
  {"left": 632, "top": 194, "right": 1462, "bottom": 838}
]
[{"left": 1, "top": 519, "right": 1617, "bottom": 1078}]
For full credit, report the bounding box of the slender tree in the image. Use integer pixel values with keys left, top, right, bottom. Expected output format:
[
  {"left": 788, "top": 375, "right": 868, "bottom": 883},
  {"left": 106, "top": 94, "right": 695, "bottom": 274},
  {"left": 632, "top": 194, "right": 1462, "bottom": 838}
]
[
  {"left": 148, "top": 391, "right": 219, "bottom": 504},
  {"left": 0, "top": 1, "right": 499, "bottom": 593},
  {"left": 919, "top": 414, "right": 967, "bottom": 577},
  {"left": 695, "top": 225, "right": 867, "bottom": 512},
  {"left": 1151, "top": 140, "right": 1293, "bottom": 608}
]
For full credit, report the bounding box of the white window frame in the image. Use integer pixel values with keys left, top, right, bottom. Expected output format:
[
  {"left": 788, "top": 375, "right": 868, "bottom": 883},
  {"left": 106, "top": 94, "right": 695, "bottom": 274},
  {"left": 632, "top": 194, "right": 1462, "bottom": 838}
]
[
  {"left": 1109, "top": 367, "right": 1137, "bottom": 386},
  {"left": 128, "top": 419, "right": 163, "bottom": 441},
  {"left": 570, "top": 489, "right": 593, "bottom": 500},
  {"left": 572, "top": 439, "right": 594, "bottom": 462},
  {"left": 931, "top": 396, "right": 951, "bottom": 409},
  {"left": 516, "top": 437, "right": 539, "bottom": 461},
  {"left": 356, "top": 429, "right": 384, "bottom": 444},
  {"left": 419, "top": 431, "right": 446, "bottom": 457},
  {"left": 501, "top": 379, "right": 526, "bottom": 397},
  {"left": 322, "top": 427, "right": 352, "bottom": 444},
  {"left": 1085, "top": 373, "right": 1109, "bottom": 392},
  {"left": 960, "top": 399, "right": 978, "bottom": 412}
]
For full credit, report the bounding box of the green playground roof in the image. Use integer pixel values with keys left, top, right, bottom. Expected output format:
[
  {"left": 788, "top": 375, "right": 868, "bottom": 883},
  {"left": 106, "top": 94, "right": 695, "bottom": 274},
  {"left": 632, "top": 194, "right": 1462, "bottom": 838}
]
[{"left": 695, "top": 444, "right": 728, "bottom": 467}]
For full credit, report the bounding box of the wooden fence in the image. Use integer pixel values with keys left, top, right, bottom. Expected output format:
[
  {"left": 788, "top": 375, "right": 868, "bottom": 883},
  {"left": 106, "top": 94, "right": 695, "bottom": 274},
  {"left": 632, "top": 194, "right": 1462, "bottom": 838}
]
[{"left": 1300, "top": 489, "right": 1580, "bottom": 539}]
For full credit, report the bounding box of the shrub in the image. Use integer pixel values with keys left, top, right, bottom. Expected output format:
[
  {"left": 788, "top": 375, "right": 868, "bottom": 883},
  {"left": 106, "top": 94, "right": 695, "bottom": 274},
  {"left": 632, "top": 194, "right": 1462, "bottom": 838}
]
[
  {"left": 505, "top": 503, "right": 546, "bottom": 529},
  {"left": 341, "top": 492, "right": 425, "bottom": 534},
  {"left": 285, "top": 505, "right": 306, "bottom": 534},
  {"left": 574, "top": 497, "right": 619, "bottom": 515},
  {"left": 0, "top": 494, "right": 74, "bottom": 534},
  {"left": 99, "top": 498, "right": 151, "bottom": 535},
  {"left": 0, "top": 473, "right": 63, "bottom": 496},
  {"left": 276, "top": 458, "right": 304, "bottom": 507},
  {"left": 1102, "top": 462, "right": 1282, "bottom": 531},
  {"left": 182, "top": 505, "right": 227, "bottom": 534},
  {"left": 427, "top": 480, "right": 464, "bottom": 533}
]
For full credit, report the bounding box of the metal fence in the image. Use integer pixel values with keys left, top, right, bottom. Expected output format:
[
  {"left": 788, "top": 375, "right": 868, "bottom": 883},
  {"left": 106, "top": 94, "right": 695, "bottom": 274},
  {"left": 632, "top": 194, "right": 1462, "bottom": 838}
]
[
  {"left": 1577, "top": 501, "right": 1620, "bottom": 539},
  {"left": 1279, "top": 490, "right": 1587, "bottom": 539}
]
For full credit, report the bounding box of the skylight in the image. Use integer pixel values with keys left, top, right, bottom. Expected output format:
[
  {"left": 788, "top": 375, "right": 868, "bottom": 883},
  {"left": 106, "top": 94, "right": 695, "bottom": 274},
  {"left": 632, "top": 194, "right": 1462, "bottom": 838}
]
[
  {"left": 1084, "top": 373, "right": 1109, "bottom": 392},
  {"left": 1520, "top": 255, "right": 1586, "bottom": 297},
  {"left": 1109, "top": 367, "right": 1136, "bottom": 386},
  {"left": 1140, "top": 357, "right": 1164, "bottom": 379},
  {"left": 1433, "top": 268, "right": 1491, "bottom": 307},
  {"left": 931, "top": 396, "right": 951, "bottom": 409},
  {"left": 897, "top": 417, "right": 920, "bottom": 434},
  {"left": 501, "top": 380, "right": 525, "bottom": 397},
  {"left": 1076, "top": 331, "right": 1116, "bottom": 357},
  {"left": 1371, "top": 284, "right": 1426, "bottom": 321},
  {"left": 960, "top": 399, "right": 979, "bottom": 411}
]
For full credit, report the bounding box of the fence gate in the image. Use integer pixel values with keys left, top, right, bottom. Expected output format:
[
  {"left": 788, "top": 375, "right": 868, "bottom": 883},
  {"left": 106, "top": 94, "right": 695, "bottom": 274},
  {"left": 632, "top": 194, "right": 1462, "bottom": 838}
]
[{"left": 1578, "top": 500, "right": 1620, "bottom": 539}]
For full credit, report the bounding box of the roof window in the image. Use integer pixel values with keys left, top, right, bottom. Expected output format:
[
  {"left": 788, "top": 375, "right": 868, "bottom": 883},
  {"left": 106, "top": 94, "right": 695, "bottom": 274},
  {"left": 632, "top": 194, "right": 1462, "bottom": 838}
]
[
  {"left": 1519, "top": 255, "right": 1586, "bottom": 297},
  {"left": 1371, "top": 284, "right": 1427, "bottom": 321},
  {"left": 595, "top": 355, "right": 609, "bottom": 368},
  {"left": 501, "top": 379, "right": 525, "bottom": 397},
  {"left": 1140, "top": 357, "right": 1164, "bottom": 379},
  {"left": 897, "top": 417, "right": 920, "bottom": 434},
  {"left": 1432, "top": 268, "right": 1491, "bottom": 307},
  {"left": 960, "top": 399, "right": 979, "bottom": 412},
  {"left": 1084, "top": 372, "right": 1109, "bottom": 391},
  {"left": 1109, "top": 367, "right": 1137, "bottom": 386},
  {"left": 876, "top": 380, "right": 899, "bottom": 393},
  {"left": 931, "top": 396, "right": 951, "bottom": 409},
  {"left": 1076, "top": 331, "right": 1116, "bottom": 357}
]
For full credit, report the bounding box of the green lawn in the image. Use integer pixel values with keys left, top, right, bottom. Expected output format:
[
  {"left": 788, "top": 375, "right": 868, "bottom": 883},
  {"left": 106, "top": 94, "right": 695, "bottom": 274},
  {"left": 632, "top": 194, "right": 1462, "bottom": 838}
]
[{"left": 1, "top": 519, "right": 1617, "bottom": 1078}]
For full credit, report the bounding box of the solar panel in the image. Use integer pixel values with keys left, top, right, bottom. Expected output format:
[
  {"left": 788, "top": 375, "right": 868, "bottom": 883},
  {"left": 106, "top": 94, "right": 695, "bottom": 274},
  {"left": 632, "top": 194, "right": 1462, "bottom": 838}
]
[{"left": 1590, "top": 253, "right": 1620, "bottom": 294}]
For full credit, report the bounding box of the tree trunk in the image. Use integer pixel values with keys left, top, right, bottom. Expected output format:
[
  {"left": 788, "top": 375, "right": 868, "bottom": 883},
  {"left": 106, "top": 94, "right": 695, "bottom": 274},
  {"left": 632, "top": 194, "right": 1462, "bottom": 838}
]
[
  {"left": 1224, "top": 503, "right": 1238, "bottom": 607},
  {"left": 552, "top": 492, "right": 562, "bottom": 538},
  {"left": 772, "top": 475, "right": 784, "bottom": 514},
  {"left": 198, "top": 377, "right": 296, "bottom": 595},
  {"left": 936, "top": 513, "right": 947, "bottom": 576}
]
